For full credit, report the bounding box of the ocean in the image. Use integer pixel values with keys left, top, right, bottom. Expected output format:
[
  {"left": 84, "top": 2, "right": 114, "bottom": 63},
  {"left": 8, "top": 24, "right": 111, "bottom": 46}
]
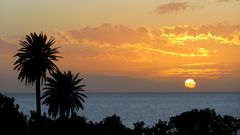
[{"left": 4, "top": 92, "right": 240, "bottom": 127}]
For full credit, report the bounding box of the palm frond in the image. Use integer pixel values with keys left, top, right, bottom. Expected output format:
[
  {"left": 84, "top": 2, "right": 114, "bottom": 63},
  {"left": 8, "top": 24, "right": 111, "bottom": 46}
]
[
  {"left": 14, "top": 32, "right": 61, "bottom": 85},
  {"left": 42, "top": 70, "right": 87, "bottom": 118}
]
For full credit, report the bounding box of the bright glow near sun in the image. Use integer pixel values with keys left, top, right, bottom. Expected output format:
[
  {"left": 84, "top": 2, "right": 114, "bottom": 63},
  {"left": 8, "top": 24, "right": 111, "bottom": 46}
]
[{"left": 185, "top": 79, "right": 196, "bottom": 89}]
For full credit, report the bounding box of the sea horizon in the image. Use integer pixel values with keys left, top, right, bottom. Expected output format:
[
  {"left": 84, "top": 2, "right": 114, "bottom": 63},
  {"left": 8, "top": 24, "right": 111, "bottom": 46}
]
[
  {"left": 3, "top": 92, "right": 240, "bottom": 127},
  {"left": 3, "top": 91, "right": 240, "bottom": 94}
]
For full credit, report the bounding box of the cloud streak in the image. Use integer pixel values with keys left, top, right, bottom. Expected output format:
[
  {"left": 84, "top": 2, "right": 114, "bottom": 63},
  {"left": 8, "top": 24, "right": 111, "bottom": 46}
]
[
  {"left": 139, "top": 47, "right": 213, "bottom": 57},
  {"left": 181, "top": 63, "right": 216, "bottom": 67},
  {"left": 153, "top": 2, "right": 189, "bottom": 15},
  {"left": 161, "top": 68, "right": 230, "bottom": 79}
]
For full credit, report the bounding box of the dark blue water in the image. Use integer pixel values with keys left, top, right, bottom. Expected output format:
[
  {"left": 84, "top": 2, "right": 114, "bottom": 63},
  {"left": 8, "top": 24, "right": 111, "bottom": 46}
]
[{"left": 5, "top": 92, "right": 240, "bottom": 127}]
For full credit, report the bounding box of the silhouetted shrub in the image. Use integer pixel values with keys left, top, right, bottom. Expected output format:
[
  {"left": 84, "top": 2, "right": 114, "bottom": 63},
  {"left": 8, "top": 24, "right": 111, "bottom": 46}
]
[
  {"left": 28, "top": 111, "right": 55, "bottom": 134},
  {"left": 0, "top": 93, "right": 27, "bottom": 134},
  {"left": 151, "top": 120, "right": 171, "bottom": 135},
  {"left": 211, "top": 115, "right": 240, "bottom": 135},
  {"left": 96, "top": 114, "right": 130, "bottom": 135},
  {"left": 28, "top": 112, "right": 88, "bottom": 134},
  {"left": 133, "top": 121, "right": 146, "bottom": 135},
  {"left": 56, "top": 114, "right": 89, "bottom": 134},
  {"left": 169, "top": 108, "right": 240, "bottom": 135}
]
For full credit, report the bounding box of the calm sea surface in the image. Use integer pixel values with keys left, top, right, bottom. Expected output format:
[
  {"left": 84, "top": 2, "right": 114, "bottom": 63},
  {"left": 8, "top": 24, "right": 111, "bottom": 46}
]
[{"left": 4, "top": 92, "right": 240, "bottom": 127}]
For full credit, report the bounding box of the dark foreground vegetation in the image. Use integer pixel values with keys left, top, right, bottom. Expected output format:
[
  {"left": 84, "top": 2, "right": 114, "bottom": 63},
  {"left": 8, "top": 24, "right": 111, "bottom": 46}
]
[{"left": 0, "top": 93, "right": 240, "bottom": 135}]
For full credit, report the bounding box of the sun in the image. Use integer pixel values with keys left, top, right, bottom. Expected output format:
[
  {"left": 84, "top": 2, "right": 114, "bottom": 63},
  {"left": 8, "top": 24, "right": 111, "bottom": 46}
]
[{"left": 185, "top": 79, "right": 196, "bottom": 89}]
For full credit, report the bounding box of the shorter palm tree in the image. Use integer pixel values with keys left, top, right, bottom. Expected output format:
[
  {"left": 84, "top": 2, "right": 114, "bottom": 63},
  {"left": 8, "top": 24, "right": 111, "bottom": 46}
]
[{"left": 41, "top": 70, "right": 87, "bottom": 118}]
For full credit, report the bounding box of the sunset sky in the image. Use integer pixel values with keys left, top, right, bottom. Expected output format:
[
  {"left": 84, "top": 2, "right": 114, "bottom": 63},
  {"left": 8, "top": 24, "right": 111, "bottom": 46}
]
[{"left": 0, "top": 0, "right": 240, "bottom": 92}]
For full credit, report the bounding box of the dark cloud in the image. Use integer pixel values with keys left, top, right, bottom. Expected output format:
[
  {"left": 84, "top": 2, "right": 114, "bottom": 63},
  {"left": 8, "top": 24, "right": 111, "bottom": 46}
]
[{"left": 153, "top": 2, "right": 189, "bottom": 15}]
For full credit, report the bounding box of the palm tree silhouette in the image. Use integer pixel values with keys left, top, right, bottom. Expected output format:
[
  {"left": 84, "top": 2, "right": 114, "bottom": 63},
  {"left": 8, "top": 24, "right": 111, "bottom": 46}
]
[
  {"left": 14, "top": 32, "right": 60, "bottom": 116},
  {"left": 41, "top": 70, "right": 87, "bottom": 118}
]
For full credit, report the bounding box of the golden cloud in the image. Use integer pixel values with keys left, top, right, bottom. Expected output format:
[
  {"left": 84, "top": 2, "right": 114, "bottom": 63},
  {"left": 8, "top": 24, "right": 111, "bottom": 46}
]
[
  {"left": 56, "top": 23, "right": 240, "bottom": 46},
  {"left": 159, "top": 24, "right": 240, "bottom": 46},
  {"left": 53, "top": 23, "right": 240, "bottom": 64},
  {"left": 53, "top": 24, "right": 239, "bottom": 79},
  {"left": 162, "top": 32, "right": 239, "bottom": 46}
]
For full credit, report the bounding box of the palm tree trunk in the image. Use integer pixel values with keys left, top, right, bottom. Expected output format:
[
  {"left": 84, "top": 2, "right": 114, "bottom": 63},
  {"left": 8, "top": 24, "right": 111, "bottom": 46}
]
[{"left": 36, "top": 78, "right": 41, "bottom": 116}]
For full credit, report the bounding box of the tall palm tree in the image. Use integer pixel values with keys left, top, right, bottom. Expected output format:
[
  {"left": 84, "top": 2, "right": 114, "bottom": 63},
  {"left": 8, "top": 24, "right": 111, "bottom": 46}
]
[
  {"left": 14, "top": 32, "right": 60, "bottom": 116},
  {"left": 41, "top": 70, "right": 87, "bottom": 118}
]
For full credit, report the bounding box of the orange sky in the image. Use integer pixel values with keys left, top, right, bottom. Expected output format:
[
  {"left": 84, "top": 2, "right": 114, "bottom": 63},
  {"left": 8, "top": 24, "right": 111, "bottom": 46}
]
[{"left": 0, "top": 0, "right": 240, "bottom": 92}]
